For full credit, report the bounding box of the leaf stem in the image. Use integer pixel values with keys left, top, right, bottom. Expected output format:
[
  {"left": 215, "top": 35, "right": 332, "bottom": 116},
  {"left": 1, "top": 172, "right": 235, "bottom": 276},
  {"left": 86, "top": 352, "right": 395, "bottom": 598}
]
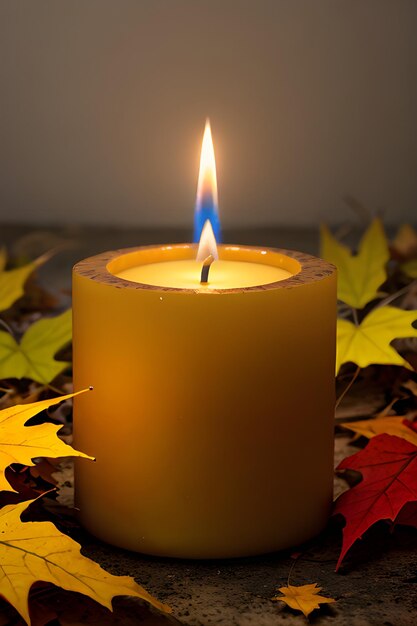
[
  {"left": 46, "top": 383, "right": 66, "bottom": 396},
  {"left": 351, "top": 308, "right": 359, "bottom": 326},
  {"left": 0, "top": 317, "right": 15, "bottom": 336},
  {"left": 335, "top": 366, "right": 361, "bottom": 410},
  {"left": 287, "top": 554, "right": 300, "bottom": 587},
  {"left": 34, "top": 241, "right": 76, "bottom": 268}
]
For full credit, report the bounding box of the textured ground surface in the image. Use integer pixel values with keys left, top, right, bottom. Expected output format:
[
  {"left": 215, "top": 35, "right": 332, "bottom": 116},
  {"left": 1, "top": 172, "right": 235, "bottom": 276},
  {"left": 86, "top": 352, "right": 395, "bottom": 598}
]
[
  {"left": 81, "top": 523, "right": 417, "bottom": 626},
  {"left": 1, "top": 223, "right": 416, "bottom": 626}
]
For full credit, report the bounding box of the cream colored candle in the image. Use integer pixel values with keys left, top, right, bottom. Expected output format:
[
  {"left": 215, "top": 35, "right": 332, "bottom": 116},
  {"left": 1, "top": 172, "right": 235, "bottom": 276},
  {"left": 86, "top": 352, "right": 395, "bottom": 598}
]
[{"left": 72, "top": 244, "right": 336, "bottom": 558}]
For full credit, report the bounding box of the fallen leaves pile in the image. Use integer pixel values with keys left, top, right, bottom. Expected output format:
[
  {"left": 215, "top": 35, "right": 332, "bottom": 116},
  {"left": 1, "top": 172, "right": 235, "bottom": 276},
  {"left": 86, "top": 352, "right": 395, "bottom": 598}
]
[
  {"left": 0, "top": 247, "right": 169, "bottom": 624},
  {"left": 321, "top": 217, "right": 417, "bottom": 577},
  {"left": 0, "top": 216, "right": 416, "bottom": 622}
]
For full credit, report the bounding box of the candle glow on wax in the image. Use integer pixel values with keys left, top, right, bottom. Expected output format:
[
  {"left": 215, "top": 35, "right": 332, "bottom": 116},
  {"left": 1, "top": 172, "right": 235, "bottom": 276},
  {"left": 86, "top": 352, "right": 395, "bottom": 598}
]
[{"left": 193, "top": 119, "right": 221, "bottom": 243}]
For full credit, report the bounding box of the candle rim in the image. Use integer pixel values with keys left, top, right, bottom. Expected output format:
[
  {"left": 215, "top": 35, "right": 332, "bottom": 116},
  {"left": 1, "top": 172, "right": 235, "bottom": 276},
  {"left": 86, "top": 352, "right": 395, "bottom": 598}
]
[{"left": 73, "top": 244, "right": 336, "bottom": 294}]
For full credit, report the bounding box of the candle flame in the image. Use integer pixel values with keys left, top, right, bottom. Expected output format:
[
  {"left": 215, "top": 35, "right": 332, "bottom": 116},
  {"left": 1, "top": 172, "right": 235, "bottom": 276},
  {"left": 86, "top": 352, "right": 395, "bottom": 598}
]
[
  {"left": 198, "top": 120, "right": 218, "bottom": 205},
  {"left": 193, "top": 119, "right": 221, "bottom": 242},
  {"left": 197, "top": 219, "right": 218, "bottom": 261}
]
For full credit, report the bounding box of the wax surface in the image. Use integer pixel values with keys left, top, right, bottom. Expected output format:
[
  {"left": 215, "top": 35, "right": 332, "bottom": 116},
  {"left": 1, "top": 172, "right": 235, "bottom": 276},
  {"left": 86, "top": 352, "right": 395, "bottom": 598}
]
[{"left": 116, "top": 260, "right": 292, "bottom": 289}]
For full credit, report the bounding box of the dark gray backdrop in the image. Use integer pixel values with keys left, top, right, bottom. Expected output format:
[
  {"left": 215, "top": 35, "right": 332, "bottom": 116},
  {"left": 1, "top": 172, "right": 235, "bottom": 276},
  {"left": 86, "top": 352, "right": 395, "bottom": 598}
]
[{"left": 0, "top": 0, "right": 415, "bottom": 228}]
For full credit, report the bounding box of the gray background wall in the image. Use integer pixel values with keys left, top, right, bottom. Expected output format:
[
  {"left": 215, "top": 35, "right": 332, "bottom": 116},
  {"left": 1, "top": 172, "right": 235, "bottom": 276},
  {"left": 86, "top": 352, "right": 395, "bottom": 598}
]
[{"left": 0, "top": 0, "right": 416, "bottom": 228}]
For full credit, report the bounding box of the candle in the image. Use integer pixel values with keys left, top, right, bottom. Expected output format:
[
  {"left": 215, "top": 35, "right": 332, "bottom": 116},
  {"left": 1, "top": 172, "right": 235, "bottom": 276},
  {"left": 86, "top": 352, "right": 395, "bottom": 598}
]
[{"left": 72, "top": 122, "right": 337, "bottom": 558}]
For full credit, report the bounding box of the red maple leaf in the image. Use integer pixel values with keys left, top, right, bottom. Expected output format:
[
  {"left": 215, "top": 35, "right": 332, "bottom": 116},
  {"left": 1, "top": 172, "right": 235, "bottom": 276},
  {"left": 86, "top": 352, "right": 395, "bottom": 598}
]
[
  {"left": 393, "top": 501, "right": 417, "bottom": 529},
  {"left": 403, "top": 417, "right": 417, "bottom": 434},
  {"left": 333, "top": 433, "right": 417, "bottom": 570}
]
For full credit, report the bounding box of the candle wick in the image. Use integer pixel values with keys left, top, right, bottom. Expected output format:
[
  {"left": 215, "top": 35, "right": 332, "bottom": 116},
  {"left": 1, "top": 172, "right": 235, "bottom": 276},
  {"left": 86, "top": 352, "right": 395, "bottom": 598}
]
[{"left": 200, "top": 255, "right": 215, "bottom": 284}]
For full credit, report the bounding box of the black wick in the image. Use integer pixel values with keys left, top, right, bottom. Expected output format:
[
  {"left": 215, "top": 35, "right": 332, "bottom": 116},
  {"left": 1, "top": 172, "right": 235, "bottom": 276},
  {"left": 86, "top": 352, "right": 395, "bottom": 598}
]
[{"left": 200, "top": 255, "right": 215, "bottom": 284}]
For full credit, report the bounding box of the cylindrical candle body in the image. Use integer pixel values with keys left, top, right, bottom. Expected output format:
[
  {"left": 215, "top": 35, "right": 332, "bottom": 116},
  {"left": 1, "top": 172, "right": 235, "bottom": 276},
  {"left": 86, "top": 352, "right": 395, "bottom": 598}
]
[{"left": 73, "top": 245, "right": 336, "bottom": 558}]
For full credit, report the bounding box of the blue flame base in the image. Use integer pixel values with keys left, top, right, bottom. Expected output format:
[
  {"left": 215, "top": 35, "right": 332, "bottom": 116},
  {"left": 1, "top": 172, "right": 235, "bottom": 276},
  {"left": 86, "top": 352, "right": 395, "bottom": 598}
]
[{"left": 193, "top": 206, "right": 221, "bottom": 243}]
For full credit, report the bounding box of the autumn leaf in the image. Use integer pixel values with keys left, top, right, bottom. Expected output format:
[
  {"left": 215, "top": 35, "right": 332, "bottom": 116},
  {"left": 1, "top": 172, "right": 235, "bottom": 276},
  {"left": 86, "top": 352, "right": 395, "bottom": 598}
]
[
  {"left": 336, "top": 305, "right": 417, "bottom": 373},
  {"left": 392, "top": 224, "right": 417, "bottom": 259},
  {"left": 0, "top": 309, "right": 72, "bottom": 383},
  {"left": 0, "top": 499, "right": 170, "bottom": 625},
  {"left": 402, "top": 259, "right": 417, "bottom": 278},
  {"left": 321, "top": 219, "right": 389, "bottom": 309},
  {"left": 333, "top": 434, "right": 417, "bottom": 569},
  {"left": 383, "top": 424, "right": 417, "bottom": 532},
  {"left": 0, "top": 249, "right": 37, "bottom": 313},
  {"left": 272, "top": 583, "right": 335, "bottom": 618},
  {"left": 341, "top": 415, "right": 417, "bottom": 446},
  {"left": 405, "top": 416, "right": 417, "bottom": 433},
  {"left": 394, "top": 501, "right": 417, "bottom": 529},
  {"left": 0, "top": 390, "right": 93, "bottom": 492}
]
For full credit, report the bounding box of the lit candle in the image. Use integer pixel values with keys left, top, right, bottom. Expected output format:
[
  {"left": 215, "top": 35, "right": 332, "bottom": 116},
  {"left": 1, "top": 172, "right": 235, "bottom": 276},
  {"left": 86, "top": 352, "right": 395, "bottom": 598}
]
[{"left": 73, "top": 122, "right": 337, "bottom": 558}]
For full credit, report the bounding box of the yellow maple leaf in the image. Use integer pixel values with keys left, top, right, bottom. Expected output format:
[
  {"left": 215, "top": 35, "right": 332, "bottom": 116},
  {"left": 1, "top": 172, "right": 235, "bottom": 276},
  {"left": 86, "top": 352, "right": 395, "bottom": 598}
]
[
  {"left": 0, "top": 390, "right": 93, "bottom": 492},
  {"left": 321, "top": 219, "right": 389, "bottom": 309},
  {"left": 272, "top": 583, "right": 335, "bottom": 618},
  {"left": 341, "top": 416, "right": 417, "bottom": 445},
  {"left": 0, "top": 309, "right": 72, "bottom": 383},
  {"left": 0, "top": 249, "right": 37, "bottom": 313},
  {"left": 0, "top": 499, "right": 170, "bottom": 625},
  {"left": 336, "top": 305, "right": 417, "bottom": 373}
]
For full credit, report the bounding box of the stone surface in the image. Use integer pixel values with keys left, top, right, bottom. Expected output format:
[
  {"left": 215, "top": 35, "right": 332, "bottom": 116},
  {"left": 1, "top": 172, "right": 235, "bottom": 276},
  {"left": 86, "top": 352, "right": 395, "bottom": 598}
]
[{"left": 80, "top": 523, "right": 417, "bottom": 626}]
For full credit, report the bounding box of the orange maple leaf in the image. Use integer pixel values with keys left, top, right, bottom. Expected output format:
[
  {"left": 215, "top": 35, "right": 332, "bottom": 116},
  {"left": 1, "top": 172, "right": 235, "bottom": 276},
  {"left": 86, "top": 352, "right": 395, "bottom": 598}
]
[{"left": 272, "top": 583, "right": 335, "bottom": 618}]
